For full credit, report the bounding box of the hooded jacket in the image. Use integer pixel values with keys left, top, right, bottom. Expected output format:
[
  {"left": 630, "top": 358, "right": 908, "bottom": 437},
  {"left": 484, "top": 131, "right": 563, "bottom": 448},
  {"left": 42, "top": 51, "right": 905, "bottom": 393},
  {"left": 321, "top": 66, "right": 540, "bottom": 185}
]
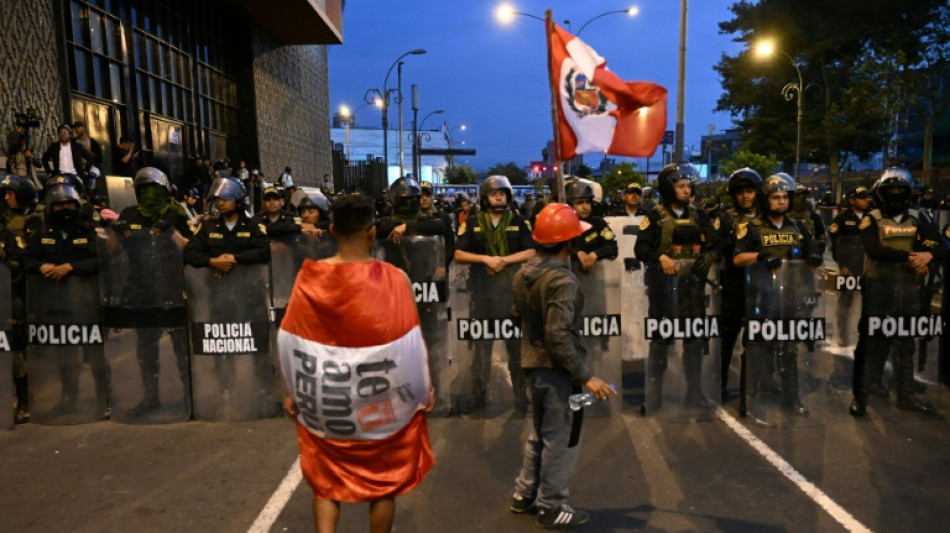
[{"left": 512, "top": 254, "right": 591, "bottom": 385}]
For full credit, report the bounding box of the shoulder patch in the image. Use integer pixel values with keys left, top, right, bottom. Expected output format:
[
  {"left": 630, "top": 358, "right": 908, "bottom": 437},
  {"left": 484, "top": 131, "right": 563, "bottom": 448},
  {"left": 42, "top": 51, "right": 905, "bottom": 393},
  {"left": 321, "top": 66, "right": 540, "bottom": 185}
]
[
  {"left": 736, "top": 222, "right": 748, "bottom": 240},
  {"left": 92, "top": 210, "right": 101, "bottom": 222},
  {"left": 829, "top": 222, "right": 838, "bottom": 234},
  {"left": 258, "top": 224, "right": 267, "bottom": 235},
  {"left": 525, "top": 219, "right": 532, "bottom": 231},
  {"left": 42, "top": 237, "right": 56, "bottom": 245},
  {"left": 293, "top": 217, "right": 302, "bottom": 225},
  {"left": 600, "top": 226, "right": 614, "bottom": 240},
  {"left": 859, "top": 217, "right": 871, "bottom": 230},
  {"left": 457, "top": 221, "right": 466, "bottom": 236},
  {"left": 945, "top": 226, "right": 950, "bottom": 239},
  {"left": 713, "top": 217, "right": 721, "bottom": 231},
  {"left": 639, "top": 217, "right": 651, "bottom": 231}
]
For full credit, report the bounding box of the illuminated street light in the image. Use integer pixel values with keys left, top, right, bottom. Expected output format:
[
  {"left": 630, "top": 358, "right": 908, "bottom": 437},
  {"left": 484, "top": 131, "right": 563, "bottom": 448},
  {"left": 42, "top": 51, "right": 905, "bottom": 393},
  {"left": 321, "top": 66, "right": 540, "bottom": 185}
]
[
  {"left": 496, "top": 3, "right": 544, "bottom": 23},
  {"left": 571, "top": 6, "right": 639, "bottom": 36},
  {"left": 364, "top": 49, "right": 427, "bottom": 175},
  {"left": 754, "top": 39, "right": 806, "bottom": 178}
]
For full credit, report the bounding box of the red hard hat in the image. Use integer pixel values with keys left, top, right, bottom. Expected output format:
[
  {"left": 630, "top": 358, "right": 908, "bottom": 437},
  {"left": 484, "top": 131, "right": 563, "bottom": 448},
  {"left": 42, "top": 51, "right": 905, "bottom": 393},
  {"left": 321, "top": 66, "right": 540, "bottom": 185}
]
[{"left": 533, "top": 203, "right": 591, "bottom": 245}]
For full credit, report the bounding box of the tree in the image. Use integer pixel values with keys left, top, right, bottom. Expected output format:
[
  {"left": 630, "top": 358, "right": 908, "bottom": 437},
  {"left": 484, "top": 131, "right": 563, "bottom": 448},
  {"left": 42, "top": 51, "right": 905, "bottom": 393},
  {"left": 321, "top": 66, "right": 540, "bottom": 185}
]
[
  {"left": 486, "top": 161, "right": 528, "bottom": 185},
  {"left": 445, "top": 165, "right": 477, "bottom": 185},
  {"left": 598, "top": 162, "right": 645, "bottom": 200},
  {"left": 574, "top": 163, "right": 593, "bottom": 178},
  {"left": 719, "top": 149, "right": 781, "bottom": 180}
]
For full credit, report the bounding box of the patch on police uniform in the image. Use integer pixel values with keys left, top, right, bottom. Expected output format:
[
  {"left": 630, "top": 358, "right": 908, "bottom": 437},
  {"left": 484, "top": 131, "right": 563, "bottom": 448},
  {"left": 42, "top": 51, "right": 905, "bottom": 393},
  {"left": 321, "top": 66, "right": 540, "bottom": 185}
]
[
  {"left": 92, "top": 210, "right": 101, "bottom": 222},
  {"left": 209, "top": 232, "right": 224, "bottom": 239},
  {"left": 42, "top": 238, "right": 56, "bottom": 245},
  {"left": 713, "top": 217, "right": 721, "bottom": 230},
  {"left": 237, "top": 232, "right": 250, "bottom": 238},
  {"left": 639, "top": 217, "right": 651, "bottom": 231},
  {"left": 829, "top": 222, "right": 838, "bottom": 234},
  {"left": 601, "top": 226, "right": 614, "bottom": 240},
  {"left": 525, "top": 219, "right": 532, "bottom": 231},
  {"left": 72, "top": 238, "right": 88, "bottom": 245},
  {"left": 859, "top": 217, "right": 871, "bottom": 230},
  {"left": 16, "top": 236, "right": 25, "bottom": 248},
  {"left": 457, "top": 221, "right": 466, "bottom": 236},
  {"left": 130, "top": 224, "right": 142, "bottom": 230},
  {"left": 736, "top": 222, "right": 748, "bottom": 239},
  {"left": 945, "top": 226, "right": 950, "bottom": 239},
  {"left": 923, "top": 239, "right": 937, "bottom": 249},
  {"left": 258, "top": 224, "right": 267, "bottom": 235},
  {"left": 293, "top": 217, "right": 302, "bottom": 225}
]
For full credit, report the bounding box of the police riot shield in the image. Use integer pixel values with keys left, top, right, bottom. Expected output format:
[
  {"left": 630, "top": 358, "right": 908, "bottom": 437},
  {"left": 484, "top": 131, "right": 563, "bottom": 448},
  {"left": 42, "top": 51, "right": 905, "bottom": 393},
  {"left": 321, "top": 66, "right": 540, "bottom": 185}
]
[
  {"left": 104, "top": 176, "right": 136, "bottom": 214},
  {"left": 937, "top": 207, "right": 950, "bottom": 234},
  {"left": 448, "top": 262, "right": 526, "bottom": 418},
  {"left": 186, "top": 264, "right": 273, "bottom": 421},
  {"left": 642, "top": 258, "right": 721, "bottom": 421},
  {"left": 571, "top": 256, "right": 623, "bottom": 418},
  {"left": 0, "top": 264, "right": 12, "bottom": 430},
  {"left": 375, "top": 235, "right": 451, "bottom": 415},
  {"left": 860, "top": 265, "right": 942, "bottom": 417},
  {"left": 99, "top": 228, "right": 190, "bottom": 424},
  {"left": 26, "top": 274, "right": 106, "bottom": 425},
  {"left": 606, "top": 216, "right": 647, "bottom": 365},
  {"left": 744, "top": 261, "right": 825, "bottom": 426},
  {"left": 826, "top": 235, "right": 864, "bottom": 390}
]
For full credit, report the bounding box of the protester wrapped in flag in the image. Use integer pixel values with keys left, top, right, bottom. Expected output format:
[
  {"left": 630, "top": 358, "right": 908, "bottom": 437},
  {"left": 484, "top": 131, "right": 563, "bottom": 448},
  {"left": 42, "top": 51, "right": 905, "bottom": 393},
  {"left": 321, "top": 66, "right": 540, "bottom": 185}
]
[
  {"left": 548, "top": 19, "right": 667, "bottom": 160},
  {"left": 278, "top": 194, "right": 434, "bottom": 508}
]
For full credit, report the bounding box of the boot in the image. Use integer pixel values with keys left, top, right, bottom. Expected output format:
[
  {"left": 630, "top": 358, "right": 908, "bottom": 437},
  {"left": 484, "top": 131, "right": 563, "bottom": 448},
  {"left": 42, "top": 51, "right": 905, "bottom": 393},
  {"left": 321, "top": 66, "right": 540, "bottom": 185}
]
[
  {"left": 127, "top": 379, "right": 161, "bottom": 417},
  {"left": 13, "top": 375, "right": 30, "bottom": 424},
  {"left": 895, "top": 353, "right": 936, "bottom": 415},
  {"left": 778, "top": 350, "right": 809, "bottom": 417},
  {"left": 645, "top": 343, "right": 668, "bottom": 413},
  {"left": 683, "top": 344, "right": 712, "bottom": 409}
]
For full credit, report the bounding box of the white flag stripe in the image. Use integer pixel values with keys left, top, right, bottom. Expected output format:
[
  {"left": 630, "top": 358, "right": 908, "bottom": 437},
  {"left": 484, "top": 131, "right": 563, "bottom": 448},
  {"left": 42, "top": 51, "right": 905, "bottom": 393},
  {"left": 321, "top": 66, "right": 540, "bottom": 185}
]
[{"left": 564, "top": 35, "right": 604, "bottom": 78}]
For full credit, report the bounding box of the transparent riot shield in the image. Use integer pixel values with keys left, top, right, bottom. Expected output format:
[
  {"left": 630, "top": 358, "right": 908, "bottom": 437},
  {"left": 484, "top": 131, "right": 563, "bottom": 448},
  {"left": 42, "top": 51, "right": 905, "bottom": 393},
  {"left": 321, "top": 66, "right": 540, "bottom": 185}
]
[
  {"left": 375, "top": 235, "right": 451, "bottom": 416},
  {"left": 938, "top": 208, "right": 950, "bottom": 234},
  {"left": 859, "top": 264, "right": 942, "bottom": 417},
  {"left": 606, "top": 216, "right": 646, "bottom": 364},
  {"left": 99, "top": 228, "right": 190, "bottom": 424},
  {"left": 826, "top": 234, "right": 864, "bottom": 390},
  {"left": 0, "top": 264, "right": 12, "bottom": 430},
  {"left": 27, "top": 274, "right": 106, "bottom": 425},
  {"left": 642, "top": 258, "right": 721, "bottom": 421},
  {"left": 448, "top": 262, "right": 526, "bottom": 418},
  {"left": 571, "top": 257, "right": 623, "bottom": 417},
  {"left": 104, "top": 176, "right": 136, "bottom": 213},
  {"left": 186, "top": 264, "right": 273, "bottom": 421},
  {"left": 744, "top": 260, "right": 825, "bottom": 426}
]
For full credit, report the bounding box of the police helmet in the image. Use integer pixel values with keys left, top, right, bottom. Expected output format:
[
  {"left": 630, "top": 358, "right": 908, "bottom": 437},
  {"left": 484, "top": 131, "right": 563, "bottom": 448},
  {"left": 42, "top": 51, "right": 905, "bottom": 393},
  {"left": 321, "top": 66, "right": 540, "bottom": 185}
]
[
  {"left": 874, "top": 167, "right": 913, "bottom": 216},
  {"left": 133, "top": 167, "right": 171, "bottom": 191},
  {"left": 208, "top": 177, "right": 246, "bottom": 202},
  {"left": 298, "top": 190, "right": 330, "bottom": 213},
  {"left": 0, "top": 174, "right": 39, "bottom": 209},
  {"left": 761, "top": 173, "right": 797, "bottom": 197},
  {"left": 388, "top": 177, "right": 422, "bottom": 203},
  {"left": 45, "top": 173, "right": 85, "bottom": 199},
  {"left": 43, "top": 182, "right": 82, "bottom": 207},
  {"left": 727, "top": 168, "right": 762, "bottom": 195},
  {"left": 454, "top": 192, "right": 472, "bottom": 209},
  {"left": 479, "top": 175, "right": 513, "bottom": 207},
  {"left": 656, "top": 163, "right": 699, "bottom": 203},
  {"left": 184, "top": 187, "right": 201, "bottom": 199},
  {"left": 565, "top": 178, "right": 595, "bottom": 204}
]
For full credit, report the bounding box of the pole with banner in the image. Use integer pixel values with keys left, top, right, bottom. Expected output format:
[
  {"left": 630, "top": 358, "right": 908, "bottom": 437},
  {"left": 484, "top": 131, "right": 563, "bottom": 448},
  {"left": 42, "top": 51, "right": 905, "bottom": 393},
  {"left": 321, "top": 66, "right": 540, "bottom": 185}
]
[{"left": 545, "top": 9, "right": 566, "bottom": 204}]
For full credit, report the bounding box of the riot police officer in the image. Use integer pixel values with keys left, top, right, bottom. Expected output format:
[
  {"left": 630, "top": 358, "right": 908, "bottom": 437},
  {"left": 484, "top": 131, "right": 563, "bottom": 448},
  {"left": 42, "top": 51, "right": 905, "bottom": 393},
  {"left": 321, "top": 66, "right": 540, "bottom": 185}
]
[
  {"left": 420, "top": 181, "right": 455, "bottom": 268},
  {"left": 734, "top": 173, "right": 823, "bottom": 419},
  {"left": 849, "top": 168, "right": 946, "bottom": 416},
  {"left": 0, "top": 174, "right": 42, "bottom": 423},
  {"left": 609, "top": 183, "right": 645, "bottom": 217},
  {"left": 635, "top": 163, "right": 719, "bottom": 411},
  {"left": 112, "top": 167, "right": 193, "bottom": 417},
  {"left": 255, "top": 186, "right": 302, "bottom": 242},
  {"left": 184, "top": 178, "right": 270, "bottom": 273},
  {"left": 790, "top": 184, "right": 827, "bottom": 254},
  {"left": 22, "top": 183, "right": 102, "bottom": 416},
  {"left": 296, "top": 190, "right": 330, "bottom": 239},
  {"left": 455, "top": 175, "right": 535, "bottom": 413},
  {"left": 565, "top": 178, "right": 617, "bottom": 272},
  {"left": 377, "top": 177, "right": 446, "bottom": 248},
  {"left": 828, "top": 185, "right": 871, "bottom": 351},
  {"left": 716, "top": 168, "right": 761, "bottom": 405}
]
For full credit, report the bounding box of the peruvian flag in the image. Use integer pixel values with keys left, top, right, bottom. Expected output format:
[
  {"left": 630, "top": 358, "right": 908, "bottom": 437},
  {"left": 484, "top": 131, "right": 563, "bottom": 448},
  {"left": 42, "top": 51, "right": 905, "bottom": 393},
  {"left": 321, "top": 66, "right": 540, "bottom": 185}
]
[
  {"left": 548, "top": 20, "right": 667, "bottom": 160},
  {"left": 278, "top": 260, "right": 431, "bottom": 441}
]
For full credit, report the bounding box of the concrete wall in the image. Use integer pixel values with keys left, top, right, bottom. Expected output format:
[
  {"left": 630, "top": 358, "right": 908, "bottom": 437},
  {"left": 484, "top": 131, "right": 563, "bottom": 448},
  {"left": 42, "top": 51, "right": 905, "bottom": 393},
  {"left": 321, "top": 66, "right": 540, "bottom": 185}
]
[
  {"left": 251, "top": 28, "right": 332, "bottom": 187},
  {"left": 0, "top": 0, "right": 65, "bottom": 156}
]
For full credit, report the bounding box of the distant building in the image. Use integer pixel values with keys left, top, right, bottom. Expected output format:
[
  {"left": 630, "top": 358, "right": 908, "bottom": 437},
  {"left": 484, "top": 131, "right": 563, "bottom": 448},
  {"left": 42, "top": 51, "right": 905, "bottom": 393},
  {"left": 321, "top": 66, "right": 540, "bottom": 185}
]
[{"left": 330, "top": 119, "right": 453, "bottom": 185}]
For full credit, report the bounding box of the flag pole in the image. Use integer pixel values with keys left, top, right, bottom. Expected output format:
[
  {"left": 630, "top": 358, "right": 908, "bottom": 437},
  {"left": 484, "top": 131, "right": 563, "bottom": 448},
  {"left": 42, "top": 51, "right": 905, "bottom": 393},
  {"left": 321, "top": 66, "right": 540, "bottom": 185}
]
[{"left": 545, "top": 9, "right": 566, "bottom": 204}]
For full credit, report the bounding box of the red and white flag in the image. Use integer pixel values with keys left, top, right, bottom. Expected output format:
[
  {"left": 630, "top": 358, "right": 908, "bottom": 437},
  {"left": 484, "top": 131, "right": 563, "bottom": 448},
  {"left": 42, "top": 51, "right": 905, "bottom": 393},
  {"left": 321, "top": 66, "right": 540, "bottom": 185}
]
[{"left": 549, "top": 21, "right": 667, "bottom": 160}]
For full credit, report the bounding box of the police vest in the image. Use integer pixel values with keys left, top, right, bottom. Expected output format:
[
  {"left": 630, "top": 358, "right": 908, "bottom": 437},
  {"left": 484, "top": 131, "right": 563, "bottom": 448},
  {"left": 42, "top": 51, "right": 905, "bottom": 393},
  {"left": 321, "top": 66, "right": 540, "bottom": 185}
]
[
  {"left": 751, "top": 218, "right": 804, "bottom": 259},
  {"left": 3, "top": 210, "right": 40, "bottom": 248},
  {"left": 789, "top": 210, "right": 816, "bottom": 238},
  {"left": 865, "top": 209, "right": 918, "bottom": 279},
  {"left": 656, "top": 204, "right": 703, "bottom": 256}
]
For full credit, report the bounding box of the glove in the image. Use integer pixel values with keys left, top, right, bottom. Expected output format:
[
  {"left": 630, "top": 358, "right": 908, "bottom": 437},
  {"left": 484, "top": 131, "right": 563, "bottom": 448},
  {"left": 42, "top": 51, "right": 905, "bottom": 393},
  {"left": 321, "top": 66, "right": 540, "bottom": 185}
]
[
  {"left": 152, "top": 219, "right": 172, "bottom": 232},
  {"left": 691, "top": 252, "right": 719, "bottom": 277},
  {"left": 806, "top": 252, "right": 823, "bottom": 267},
  {"left": 111, "top": 219, "right": 130, "bottom": 234},
  {"left": 757, "top": 250, "right": 782, "bottom": 270}
]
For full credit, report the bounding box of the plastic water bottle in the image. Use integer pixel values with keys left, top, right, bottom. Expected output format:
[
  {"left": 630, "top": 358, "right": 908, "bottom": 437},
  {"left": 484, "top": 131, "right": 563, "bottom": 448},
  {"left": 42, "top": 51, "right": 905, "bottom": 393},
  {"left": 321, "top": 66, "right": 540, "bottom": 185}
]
[{"left": 568, "top": 384, "right": 616, "bottom": 411}]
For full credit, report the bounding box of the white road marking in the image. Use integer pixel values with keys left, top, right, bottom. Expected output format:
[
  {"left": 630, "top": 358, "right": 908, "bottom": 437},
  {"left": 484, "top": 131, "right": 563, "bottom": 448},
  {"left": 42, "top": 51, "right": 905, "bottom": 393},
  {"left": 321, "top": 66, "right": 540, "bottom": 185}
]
[
  {"left": 247, "top": 456, "right": 302, "bottom": 533},
  {"left": 717, "top": 409, "right": 873, "bottom": 533}
]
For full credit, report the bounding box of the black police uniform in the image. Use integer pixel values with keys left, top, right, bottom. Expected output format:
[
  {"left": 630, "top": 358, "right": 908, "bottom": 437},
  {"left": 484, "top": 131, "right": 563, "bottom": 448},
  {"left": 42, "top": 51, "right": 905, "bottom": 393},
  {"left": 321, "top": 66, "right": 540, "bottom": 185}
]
[
  {"left": 114, "top": 205, "right": 193, "bottom": 416},
  {"left": 254, "top": 210, "right": 302, "bottom": 241},
  {"left": 183, "top": 215, "right": 270, "bottom": 267},
  {"left": 572, "top": 215, "right": 618, "bottom": 263},
  {"left": 635, "top": 203, "right": 717, "bottom": 410},
  {"left": 715, "top": 207, "right": 758, "bottom": 399},
  {"left": 421, "top": 205, "right": 456, "bottom": 268},
  {"left": 609, "top": 205, "right": 645, "bottom": 217},
  {"left": 456, "top": 208, "right": 534, "bottom": 411}
]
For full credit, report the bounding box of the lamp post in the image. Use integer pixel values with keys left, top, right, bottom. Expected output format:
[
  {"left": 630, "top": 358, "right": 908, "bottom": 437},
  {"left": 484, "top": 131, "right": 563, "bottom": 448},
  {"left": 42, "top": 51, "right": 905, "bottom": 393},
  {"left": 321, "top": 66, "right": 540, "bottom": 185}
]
[
  {"left": 674, "top": 0, "right": 687, "bottom": 163},
  {"left": 566, "top": 6, "right": 639, "bottom": 36},
  {"left": 445, "top": 124, "right": 466, "bottom": 169},
  {"left": 410, "top": 85, "right": 443, "bottom": 180},
  {"left": 363, "top": 49, "right": 427, "bottom": 179},
  {"left": 338, "top": 101, "right": 380, "bottom": 162},
  {"left": 755, "top": 40, "right": 806, "bottom": 178}
]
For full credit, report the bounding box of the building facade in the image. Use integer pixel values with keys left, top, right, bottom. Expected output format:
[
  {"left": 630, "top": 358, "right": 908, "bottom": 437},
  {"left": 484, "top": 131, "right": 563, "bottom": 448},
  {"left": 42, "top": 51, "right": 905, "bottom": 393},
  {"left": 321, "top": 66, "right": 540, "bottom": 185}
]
[{"left": 1, "top": 0, "right": 341, "bottom": 188}]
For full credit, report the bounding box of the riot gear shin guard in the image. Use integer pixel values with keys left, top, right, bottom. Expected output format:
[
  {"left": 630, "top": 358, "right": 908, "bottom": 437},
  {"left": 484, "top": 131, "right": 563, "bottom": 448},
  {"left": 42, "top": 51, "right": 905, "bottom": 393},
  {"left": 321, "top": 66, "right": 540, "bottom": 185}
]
[
  {"left": 683, "top": 341, "right": 710, "bottom": 408},
  {"left": 646, "top": 342, "right": 669, "bottom": 411},
  {"left": 778, "top": 349, "right": 808, "bottom": 416}
]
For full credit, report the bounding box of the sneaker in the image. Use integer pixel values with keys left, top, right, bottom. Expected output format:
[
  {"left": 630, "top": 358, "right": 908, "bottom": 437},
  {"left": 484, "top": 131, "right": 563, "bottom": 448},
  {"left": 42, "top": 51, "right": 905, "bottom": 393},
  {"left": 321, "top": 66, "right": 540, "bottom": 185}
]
[
  {"left": 510, "top": 493, "right": 536, "bottom": 514},
  {"left": 536, "top": 504, "right": 590, "bottom": 529}
]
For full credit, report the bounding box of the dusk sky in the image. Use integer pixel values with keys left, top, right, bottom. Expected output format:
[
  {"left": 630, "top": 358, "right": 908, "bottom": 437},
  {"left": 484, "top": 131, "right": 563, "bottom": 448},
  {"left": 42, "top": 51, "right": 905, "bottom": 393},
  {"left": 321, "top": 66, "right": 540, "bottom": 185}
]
[{"left": 328, "top": 1, "right": 745, "bottom": 172}]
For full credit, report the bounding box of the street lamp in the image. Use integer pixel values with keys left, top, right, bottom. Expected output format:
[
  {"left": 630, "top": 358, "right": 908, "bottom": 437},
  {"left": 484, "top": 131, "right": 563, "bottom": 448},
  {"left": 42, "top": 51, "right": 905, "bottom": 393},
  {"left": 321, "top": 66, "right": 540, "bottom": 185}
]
[
  {"left": 363, "top": 49, "right": 427, "bottom": 178},
  {"left": 338, "top": 101, "right": 381, "bottom": 162},
  {"left": 445, "top": 124, "right": 467, "bottom": 169},
  {"left": 411, "top": 97, "right": 444, "bottom": 180},
  {"left": 495, "top": 3, "right": 544, "bottom": 23},
  {"left": 567, "top": 6, "right": 638, "bottom": 36},
  {"left": 755, "top": 39, "right": 806, "bottom": 178}
]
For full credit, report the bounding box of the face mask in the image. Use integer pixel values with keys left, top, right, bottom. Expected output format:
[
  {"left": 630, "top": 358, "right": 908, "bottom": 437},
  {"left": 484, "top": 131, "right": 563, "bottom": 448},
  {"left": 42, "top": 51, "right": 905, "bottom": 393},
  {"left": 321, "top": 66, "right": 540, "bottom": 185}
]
[{"left": 49, "top": 207, "right": 79, "bottom": 229}]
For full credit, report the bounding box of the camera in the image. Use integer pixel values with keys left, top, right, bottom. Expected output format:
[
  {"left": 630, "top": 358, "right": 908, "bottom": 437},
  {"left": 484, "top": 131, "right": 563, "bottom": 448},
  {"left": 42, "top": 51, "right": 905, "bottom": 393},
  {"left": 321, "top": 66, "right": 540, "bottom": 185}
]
[{"left": 14, "top": 107, "right": 41, "bottom": 129}]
